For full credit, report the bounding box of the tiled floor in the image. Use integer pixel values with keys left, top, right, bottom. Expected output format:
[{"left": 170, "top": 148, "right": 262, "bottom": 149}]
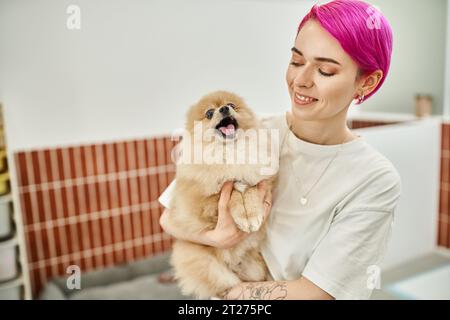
[{"left": 371, "top": 250, "right": 450, "bottom": 300}]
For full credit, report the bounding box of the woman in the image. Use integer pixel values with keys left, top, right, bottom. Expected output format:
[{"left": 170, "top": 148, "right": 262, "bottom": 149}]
[{"left": 159, "top": 0, "right": 401, "bottom": 300}]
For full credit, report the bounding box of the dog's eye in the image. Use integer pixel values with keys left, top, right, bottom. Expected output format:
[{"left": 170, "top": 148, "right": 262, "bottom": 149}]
[
  {"left": 227, "top": 103, "right": 236, "bottom": 110},
  {"left": 205, "top": 109, "right": 215, "bottom": 119}
]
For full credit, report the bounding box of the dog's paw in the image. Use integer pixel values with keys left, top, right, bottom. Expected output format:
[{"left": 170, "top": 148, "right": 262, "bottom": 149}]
[
  {"left": 234, "top": 214, "right": 263, "bottom": 233},
  {"left": 246, "top": 214, "right": 264, "bottom": 232},
  {"left": 233, "top": 214, "right": 251, "bottom": 233}
]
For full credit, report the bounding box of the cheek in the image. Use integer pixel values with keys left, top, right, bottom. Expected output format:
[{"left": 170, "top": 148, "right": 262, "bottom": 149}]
[{"left": 317, "top": 76, "right": 355, "bottom": 102}]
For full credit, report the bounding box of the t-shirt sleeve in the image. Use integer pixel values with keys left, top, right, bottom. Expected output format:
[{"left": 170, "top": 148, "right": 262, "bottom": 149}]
[
  {"left": 158, "top": 179, "right": 176, "bottom": 209},
  {"left": 301, "top": 170, "right": 402, "bottom": 300}
]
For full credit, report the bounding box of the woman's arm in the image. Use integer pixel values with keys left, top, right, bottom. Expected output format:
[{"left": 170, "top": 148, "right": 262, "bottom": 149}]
[
  {"left": 223, "top": 277, "right": 334, "bottom": 300},
  {"left": 159, "top": 180, "right": 272, "bottom": 249},
  {"left": 160, "top": 208, "right": 246, "bottom": 248}
]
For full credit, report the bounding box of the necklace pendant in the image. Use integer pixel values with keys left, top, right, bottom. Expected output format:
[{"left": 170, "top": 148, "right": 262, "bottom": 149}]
[{"left": 300, "top": 197, "right": 308, "bottom": 205}]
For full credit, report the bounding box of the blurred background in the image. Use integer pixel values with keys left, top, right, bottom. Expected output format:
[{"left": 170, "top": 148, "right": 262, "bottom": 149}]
[{"left": 0, "top": 0, "right": 449, "bottom": 300}]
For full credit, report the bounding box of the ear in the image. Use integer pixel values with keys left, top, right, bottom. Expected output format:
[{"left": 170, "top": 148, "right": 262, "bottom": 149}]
[{"left": 355, "top": 70, "right": 384, "bottom": 98}]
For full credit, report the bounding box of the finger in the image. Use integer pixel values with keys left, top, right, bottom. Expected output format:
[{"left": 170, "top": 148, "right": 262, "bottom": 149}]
[
  {"left": 223, "top": 180, "right": 234, "bottom": 191},
  {"left": 218, "top": 181, "right": 234, "bottom": 211},
  {"left": 236, "top": 230, "right": 250, "bottom": 242},
  {"left": 257, "top": 180, "right": 267, "bottom": 198},
  {"left": 263, "top": 191, "right": 273, "bottom": 221}
]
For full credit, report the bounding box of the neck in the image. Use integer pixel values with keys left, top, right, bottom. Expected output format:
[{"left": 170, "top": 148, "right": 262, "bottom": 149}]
[{"left": 286, "top": 112, "right": 358, "bottom": 146}]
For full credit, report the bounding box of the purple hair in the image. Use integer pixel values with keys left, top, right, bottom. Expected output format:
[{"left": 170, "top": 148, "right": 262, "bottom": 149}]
[{"left": 297, "top": 0, "right": 393, "bottom": 104}]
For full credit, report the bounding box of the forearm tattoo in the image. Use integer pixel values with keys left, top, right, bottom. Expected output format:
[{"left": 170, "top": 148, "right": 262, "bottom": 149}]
[{"left": 224, "top": 281, "right": 288, "bottom": 300}]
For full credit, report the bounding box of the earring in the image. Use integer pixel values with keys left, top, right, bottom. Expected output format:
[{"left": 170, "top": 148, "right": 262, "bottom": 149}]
[{"left": 358, "top": 93, "right": 365, "bottom": 104}]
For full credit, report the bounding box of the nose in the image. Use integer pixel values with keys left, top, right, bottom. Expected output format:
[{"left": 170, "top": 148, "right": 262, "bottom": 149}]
[
  {"left": 293, "top": 65, "right": 314, "bottom": 88},
  {"left": 219, "top": 105, "right": 230, "bottom": 115}
]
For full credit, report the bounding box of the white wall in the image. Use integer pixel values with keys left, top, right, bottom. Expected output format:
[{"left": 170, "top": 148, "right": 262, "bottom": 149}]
[
  {"left": 355, "top": 118, "right": 441, "bottom": 269},
  {"left": 444, "top": 0, "right": 450, "bottom": 116},
  {"left": 0, "top": 0, "right": 447, "bottom": 151},
  {"left": 364, "top": 0, "right": 448, "bottom": 116},
  {"left": 0, "top": 0, "right": 305, "bottom": 150}
]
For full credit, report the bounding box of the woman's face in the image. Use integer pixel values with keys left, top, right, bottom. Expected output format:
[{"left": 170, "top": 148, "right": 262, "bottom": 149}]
[{"left": 286, "top": 20, "right": 362, "bottom": 122}]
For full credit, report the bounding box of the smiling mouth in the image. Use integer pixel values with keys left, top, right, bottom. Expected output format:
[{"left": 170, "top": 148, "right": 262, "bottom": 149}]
[
  {"left": 295, "top": 93, "right": 318, "bottom": 103},
  {"left": 215, "top": 116, "right": 238, "bottom": 139}
]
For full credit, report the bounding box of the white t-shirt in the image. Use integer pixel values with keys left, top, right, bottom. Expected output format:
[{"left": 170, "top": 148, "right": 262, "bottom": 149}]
[{"left": 158, "top": 114, "right": 402, "bottom": 300}]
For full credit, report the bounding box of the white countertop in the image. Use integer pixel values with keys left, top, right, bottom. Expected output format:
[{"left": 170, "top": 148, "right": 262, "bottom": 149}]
[
  {"left": 260, "top": 110, "right": 441, "bottom": 123},
  {"left": 347, "top": 109, "right": 424, "bottom": 122}
]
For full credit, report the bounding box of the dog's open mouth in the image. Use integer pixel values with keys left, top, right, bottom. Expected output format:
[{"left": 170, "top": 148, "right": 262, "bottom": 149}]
[{"left": 215, "top": 116, "right": 238, "bottom": 139}]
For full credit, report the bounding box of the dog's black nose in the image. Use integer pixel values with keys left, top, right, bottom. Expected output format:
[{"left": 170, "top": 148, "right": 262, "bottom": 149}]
[{"left": 219, "top": 105, "right": 230, "bottom": 115}]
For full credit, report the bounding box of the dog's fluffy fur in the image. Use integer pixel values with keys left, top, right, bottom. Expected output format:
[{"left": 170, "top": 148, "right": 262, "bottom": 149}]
[{"left": 168, "top": 91, "right": 277, "bottom": 299}]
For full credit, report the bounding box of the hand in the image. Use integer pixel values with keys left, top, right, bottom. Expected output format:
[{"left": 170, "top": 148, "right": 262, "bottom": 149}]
[
  {"left": 258, "top": 180, "right": 273, "bottom": 222},
  {"left": 206, "top": 180, "right": 273, "bottom": 249}
]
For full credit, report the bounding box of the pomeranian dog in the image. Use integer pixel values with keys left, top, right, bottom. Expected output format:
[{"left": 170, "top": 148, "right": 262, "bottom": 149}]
[{"left": 168, "top": 90, "right": 278, "bottom": 299}]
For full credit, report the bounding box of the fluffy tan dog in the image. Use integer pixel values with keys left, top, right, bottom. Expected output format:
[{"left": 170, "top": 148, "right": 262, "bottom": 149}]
[{"left": 168, "top": 90, "right": 278, "bottom": 299}]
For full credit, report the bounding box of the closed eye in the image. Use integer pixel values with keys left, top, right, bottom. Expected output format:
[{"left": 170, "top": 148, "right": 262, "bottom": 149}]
[
  {"left": 318, "top": 70, "right": 335, "bottom": 77},
  {"left": 290, "top": 62, "right": 335, "bottom": 77},
  {"left": 290, "top": 62, "right": 304, "bottom": 67}
]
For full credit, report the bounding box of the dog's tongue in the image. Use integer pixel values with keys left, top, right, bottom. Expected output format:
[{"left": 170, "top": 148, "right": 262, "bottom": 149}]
[{"left": 219, "top": 124, "right": 235, "bottom": 136}]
